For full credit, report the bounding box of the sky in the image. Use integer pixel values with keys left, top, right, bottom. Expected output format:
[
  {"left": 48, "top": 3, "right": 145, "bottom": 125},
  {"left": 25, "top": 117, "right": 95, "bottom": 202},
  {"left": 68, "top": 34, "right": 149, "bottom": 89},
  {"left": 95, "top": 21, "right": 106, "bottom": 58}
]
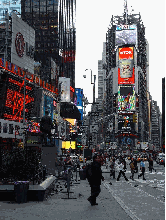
[{"left": 75, "top": 0, "right": 165, "bottom": 114}]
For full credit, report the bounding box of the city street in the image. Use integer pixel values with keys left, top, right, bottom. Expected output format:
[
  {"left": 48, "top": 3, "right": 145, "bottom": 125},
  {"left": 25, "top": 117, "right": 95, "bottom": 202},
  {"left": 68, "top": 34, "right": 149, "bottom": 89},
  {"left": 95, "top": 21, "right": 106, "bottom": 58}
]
[{"left": 0, "top": 159, "right": 165, "bottom": 220}]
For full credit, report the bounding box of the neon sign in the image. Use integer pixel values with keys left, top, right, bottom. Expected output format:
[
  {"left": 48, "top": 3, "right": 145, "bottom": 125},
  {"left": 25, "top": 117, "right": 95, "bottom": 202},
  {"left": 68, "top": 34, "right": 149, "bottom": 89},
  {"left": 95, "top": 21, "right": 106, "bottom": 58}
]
[
  {"left": 4, "top": 76, "right": 34, "bottom": 122},
  {"left": 0, "top": 58, "right": 58, "bottom": 94}
]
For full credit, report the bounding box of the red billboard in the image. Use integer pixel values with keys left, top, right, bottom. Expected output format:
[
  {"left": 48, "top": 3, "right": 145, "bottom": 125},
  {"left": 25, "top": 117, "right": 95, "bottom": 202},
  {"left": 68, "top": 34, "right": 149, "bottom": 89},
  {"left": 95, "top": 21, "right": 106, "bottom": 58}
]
[
  {"left": 119, "top": 47, "right": 134, "bottom": 60},
  {"left": 118, "top": 47, "right": 135, "bottom": 85},
  {"left": 118, "top": 66, "right": 135, "bottom": 85}
]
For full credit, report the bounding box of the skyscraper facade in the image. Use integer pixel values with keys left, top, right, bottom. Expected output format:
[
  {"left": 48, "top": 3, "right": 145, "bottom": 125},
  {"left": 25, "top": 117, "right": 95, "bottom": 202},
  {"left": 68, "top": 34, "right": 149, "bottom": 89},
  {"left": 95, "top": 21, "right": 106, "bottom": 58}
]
[
  {"left": 105, "top": 6, "right": 149, "bottom": 149},
  {"left": 21, "top": 0, "right": 76, "bottom": 90}
]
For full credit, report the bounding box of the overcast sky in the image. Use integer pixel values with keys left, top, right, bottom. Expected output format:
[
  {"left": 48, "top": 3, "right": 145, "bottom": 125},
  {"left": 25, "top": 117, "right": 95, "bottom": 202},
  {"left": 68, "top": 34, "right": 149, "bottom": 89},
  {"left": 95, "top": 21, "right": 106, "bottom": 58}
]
[{"left": 75, "top": 0, "right": 165, "bottom": 114}]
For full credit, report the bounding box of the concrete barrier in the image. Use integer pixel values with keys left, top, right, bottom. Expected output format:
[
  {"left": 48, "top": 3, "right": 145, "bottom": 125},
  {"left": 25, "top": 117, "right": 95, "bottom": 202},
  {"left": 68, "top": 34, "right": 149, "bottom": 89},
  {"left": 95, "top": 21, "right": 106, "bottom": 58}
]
[{"left": 0, "top": 175, "right": 57, "bottom": 202}]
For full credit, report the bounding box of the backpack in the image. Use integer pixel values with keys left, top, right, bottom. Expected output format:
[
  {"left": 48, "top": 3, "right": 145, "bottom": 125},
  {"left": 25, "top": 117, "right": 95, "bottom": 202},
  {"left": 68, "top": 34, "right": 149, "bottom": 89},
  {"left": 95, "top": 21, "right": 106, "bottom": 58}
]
[
  {"left": 130, "top": 162, "right": 135, "bottom": 170},
  {"left": 86, "top": 163, "right": 92, "bottom": 181}
]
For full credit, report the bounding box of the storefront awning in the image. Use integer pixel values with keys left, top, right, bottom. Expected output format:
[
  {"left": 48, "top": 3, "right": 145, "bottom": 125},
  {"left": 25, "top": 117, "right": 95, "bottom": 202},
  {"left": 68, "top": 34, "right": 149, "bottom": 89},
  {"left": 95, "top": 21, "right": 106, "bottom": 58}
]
[{"left": 60, "top": 102, "right": 81, "bottom": 121}]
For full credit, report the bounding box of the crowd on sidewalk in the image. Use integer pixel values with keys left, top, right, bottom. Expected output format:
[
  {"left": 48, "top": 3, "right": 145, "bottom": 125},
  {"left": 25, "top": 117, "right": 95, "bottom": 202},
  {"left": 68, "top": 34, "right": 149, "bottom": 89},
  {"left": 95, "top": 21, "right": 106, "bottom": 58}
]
[{"left": 54, "top": 152, "right": 156, "bottom": 207}]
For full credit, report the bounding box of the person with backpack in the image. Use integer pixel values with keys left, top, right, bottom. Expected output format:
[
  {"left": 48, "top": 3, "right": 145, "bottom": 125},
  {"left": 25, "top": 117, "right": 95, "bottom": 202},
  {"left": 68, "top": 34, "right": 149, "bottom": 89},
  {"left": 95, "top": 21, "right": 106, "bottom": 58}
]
[
  {"left": 86, "top": 155, "right": 104, "bottom": 206},
  {"left": 129, "top": 158, "right": 135, "bottom": 180}
]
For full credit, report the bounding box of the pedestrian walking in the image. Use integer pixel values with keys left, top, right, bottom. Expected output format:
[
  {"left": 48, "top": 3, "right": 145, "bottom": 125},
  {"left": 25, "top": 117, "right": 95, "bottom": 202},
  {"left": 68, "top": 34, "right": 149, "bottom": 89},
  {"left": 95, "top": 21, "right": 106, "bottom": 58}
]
[
  {"left": 40, "top": 110, "right": 53, "bottom": 145},
  {"left": 138, "top": 159, "right": 146, "bottom": 180},
  {"left": 117, "top": 161, "right": 129, "bottom": 181},
  {"left": 110, "top": 158, "right": 116, "bottom": 179},
  {"left": 106, "top": 157, "right": 109, "bottom": 169},
  {"left": 134, "top": 156, "right": 138, "bottom": 173},
  {"left": 87, "top": 155, "right": 104, "bottom": 206},
  {"left": 148, "top": 155, "right": 154, "bottom": 173},
  {"left": 129, "top": 158, "right": 135, "bottom": 180}
]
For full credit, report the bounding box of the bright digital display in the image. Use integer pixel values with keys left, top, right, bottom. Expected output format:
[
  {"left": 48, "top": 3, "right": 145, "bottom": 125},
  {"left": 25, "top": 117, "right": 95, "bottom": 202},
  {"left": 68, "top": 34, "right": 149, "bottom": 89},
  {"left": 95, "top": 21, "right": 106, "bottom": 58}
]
[
  {"left": 119, "top": 47, "right": 133, "bottom": 60},
  {"left": 118, "top": 86, "right": 135, "bottom": 111},
  {"left": 119, "top": 59, "right": 134, "bottom": 78},
  {"left": 4, "top": 75, "right": 34, "bottom": 122},
  {"left": 62, "top": 141, "right": 76, "bottom": 149},
  {"left": 43, "top": 95, "right": 53, "bottom": 120},
  {"left": 116, "top": 25, "right": 137, "bottom": 46},
  {"left": 118, "top": 67, "right": 135, "bottom": 85},
  {"left": 27, "top": 122, "right": 40, "bottom": 133},
  {"left": 64, "top": 118, "right": 77, "bottom": 132}
]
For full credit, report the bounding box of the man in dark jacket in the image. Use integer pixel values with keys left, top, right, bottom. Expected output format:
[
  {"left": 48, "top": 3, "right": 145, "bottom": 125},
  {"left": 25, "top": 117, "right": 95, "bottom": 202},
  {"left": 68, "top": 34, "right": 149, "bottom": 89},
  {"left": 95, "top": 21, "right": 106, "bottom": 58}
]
[
  {"left": 87, "top": 155, "right": 104, "bottom": 206},
  {"left": 40, "top": 110, "right": 53, "bottom": 145}
]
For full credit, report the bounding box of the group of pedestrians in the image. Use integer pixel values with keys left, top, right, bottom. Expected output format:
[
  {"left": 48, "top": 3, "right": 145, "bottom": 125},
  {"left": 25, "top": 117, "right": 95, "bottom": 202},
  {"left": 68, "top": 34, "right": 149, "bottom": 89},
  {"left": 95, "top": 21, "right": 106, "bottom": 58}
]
[{"left": 108, "top": 155, "right": 150, "bottom": 182}]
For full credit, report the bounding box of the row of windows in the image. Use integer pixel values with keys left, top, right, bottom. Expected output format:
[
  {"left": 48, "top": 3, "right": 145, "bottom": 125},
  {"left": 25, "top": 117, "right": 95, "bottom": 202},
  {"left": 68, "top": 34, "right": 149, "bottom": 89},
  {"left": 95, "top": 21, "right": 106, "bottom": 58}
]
[{"left": 36, "top": 42, "right": 57, "bottom": 48}]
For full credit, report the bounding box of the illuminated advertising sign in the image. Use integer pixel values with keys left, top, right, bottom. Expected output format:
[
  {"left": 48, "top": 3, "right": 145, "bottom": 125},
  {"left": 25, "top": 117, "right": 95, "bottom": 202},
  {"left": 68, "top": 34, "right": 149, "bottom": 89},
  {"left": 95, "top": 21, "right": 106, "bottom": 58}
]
[
  {"left": 116, "top": 25, "right": 137, "bottom": 46},
  {"left": 118, "top": 47, "right": 135, "bottom": 84},
  {"left": 118, "top": 65, "right": 135, "bottom": 85},
  {"left": 118, "top": 86, "right": 135, "bottom": 111},
  {"left": 4, "top": 75, "right": 34, "bottom": 122},
  {"left": 62, "top": 141, "right": 76, "bottom": 149},
  {"left": 43, "top": 95, "right": 53, "bottom": 120},
  {"left": 64, "top": 118, "right": 77, "bottom": 132},
  {"left": 118, "top": 115, "right": 135, "bottom": 132},
  {"left": 75, "top": 88, "right": 83, "bottom": 120},
  {"left": 59, "top": 77, "right": 70, "bottom": 102},
  {"left": 119, "top": 47, "right": 133, "bottom": 60}
]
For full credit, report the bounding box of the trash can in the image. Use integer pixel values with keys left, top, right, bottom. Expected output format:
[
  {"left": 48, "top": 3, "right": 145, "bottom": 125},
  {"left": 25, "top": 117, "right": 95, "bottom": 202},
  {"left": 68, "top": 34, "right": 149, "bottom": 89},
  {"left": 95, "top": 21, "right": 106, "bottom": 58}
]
[
  {"left": 14, "top": 181, "right": 29, "bottom": 203},
  {"left": 79, "top": 168, "right": 86, "bottom": 180}
]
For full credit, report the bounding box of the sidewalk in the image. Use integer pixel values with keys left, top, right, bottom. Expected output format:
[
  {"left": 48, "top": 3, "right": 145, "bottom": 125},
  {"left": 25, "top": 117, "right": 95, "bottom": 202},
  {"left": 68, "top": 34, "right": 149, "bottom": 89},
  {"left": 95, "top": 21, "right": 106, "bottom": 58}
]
[
  {"left": 0, "top": 167, "right": 164, "bottom": 220},
  {"left": 0, "top": 174, "right": 132, "bottom": 220}
]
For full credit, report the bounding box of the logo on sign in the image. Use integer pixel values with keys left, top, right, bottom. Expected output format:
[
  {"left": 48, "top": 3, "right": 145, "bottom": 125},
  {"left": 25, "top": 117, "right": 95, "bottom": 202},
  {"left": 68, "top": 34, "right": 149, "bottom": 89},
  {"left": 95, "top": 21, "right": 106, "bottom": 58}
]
[
  {"left": 15, "top": 32, "right": 25, "bottom": 58},
  {"left": 119, "top": 47, "right": 133, "bottom": 60}
]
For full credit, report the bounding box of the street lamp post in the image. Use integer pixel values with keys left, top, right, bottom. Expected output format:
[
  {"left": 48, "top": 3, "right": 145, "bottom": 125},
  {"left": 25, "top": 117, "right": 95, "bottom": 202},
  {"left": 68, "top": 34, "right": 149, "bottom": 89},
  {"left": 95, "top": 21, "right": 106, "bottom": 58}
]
[{"left": 85, "top": 69, "right": 96, "bottom": 104}]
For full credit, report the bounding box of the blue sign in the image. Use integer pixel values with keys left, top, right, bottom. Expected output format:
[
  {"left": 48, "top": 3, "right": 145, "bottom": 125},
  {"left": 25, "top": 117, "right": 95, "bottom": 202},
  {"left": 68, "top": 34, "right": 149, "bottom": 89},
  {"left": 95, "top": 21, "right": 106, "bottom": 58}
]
[{"left": 43, "top": 95, "right": 53, "bottom": 120}]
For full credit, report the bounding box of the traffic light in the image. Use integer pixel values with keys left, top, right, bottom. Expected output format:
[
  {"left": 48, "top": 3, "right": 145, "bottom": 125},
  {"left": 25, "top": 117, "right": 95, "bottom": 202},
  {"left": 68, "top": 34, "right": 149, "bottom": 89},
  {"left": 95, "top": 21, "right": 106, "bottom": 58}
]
[{"left": 133, "top": 114, "right": 137, "bottom": 123}]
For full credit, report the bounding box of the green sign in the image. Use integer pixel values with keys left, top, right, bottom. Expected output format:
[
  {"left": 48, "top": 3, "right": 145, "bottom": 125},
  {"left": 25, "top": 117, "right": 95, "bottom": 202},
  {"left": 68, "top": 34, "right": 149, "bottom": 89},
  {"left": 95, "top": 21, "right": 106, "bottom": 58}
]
[{"left": 77, "top": 145, "right": 82, "bottom": 148}]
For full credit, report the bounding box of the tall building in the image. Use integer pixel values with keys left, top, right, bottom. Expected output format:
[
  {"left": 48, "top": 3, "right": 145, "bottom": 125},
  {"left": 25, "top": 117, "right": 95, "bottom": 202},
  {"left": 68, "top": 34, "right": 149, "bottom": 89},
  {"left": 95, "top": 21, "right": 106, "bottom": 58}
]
[
  {"left": 21, "top": 0, "right": 76, "bottom": 92},
  {"left": 0, "top": 0, "right": 21, "bottom": 23},
  {"left": 21, "top": 0, "right": 59, "bottom": 84},
  {"left": 98, "top": 42, "right": 106, "bottom": 113},
  {"left": 105, "top": 2, "right": 149, "bottom": 149},
  {"left": 162, "top": 77, "right": 165, "bottom": 152},
  {"left": 151, "top": 100, "right": 161, "bottom": 151}
]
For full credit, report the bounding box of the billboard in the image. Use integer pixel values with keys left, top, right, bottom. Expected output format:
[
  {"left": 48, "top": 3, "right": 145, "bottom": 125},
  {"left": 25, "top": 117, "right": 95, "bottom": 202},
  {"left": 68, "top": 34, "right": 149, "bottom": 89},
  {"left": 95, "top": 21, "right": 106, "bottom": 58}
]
[
  {"left": 118, "top": 47, "right": 135, "bottom": 84},
  {"left": 3, "top": 74, "right": 34, "bottom": 122},
  {"left": 118, "top": 86, "right": 135, "bottom": 111},
  {"left": 11, "top": 13, "right": 35, "bottom": 74},
  {"left": 59, "top": 77, "right": 70, "bottom": 102},
  {"left": 119, "top": 47, "right": 133, "bottom": 60},
  {"left": 75, "top": 88, "right": 83, "bottom": 120},
  {"left": 62, "top": 141, "right": 76, "bottom": 149},
  {"left": 64, "top": 118, "right": 77, "bottom": 132},
  {"left": 43, "top": 95, "right": 54, "bottom": 120},
  {"left": 116, "top": 25, "right": 137, "bottom": 47},
  {"left": 118, "top": 115, "right": 135, "bottom": 132}
]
